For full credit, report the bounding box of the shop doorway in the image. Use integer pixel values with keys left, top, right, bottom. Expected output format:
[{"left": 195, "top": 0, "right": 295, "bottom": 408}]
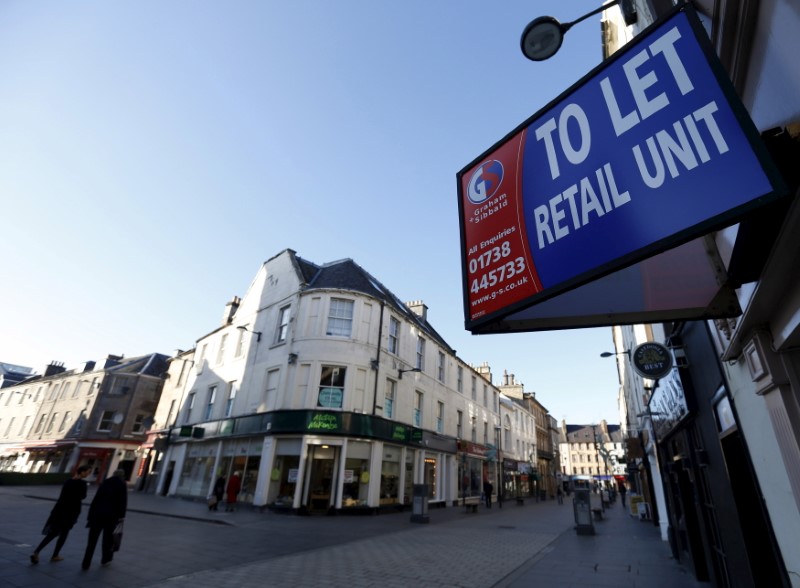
[
  {"left": 304, "top": 445, "right": 338, "bottom": 513},
  {"left": 719, "top": 428, "right": 787, "bottom": 587}
]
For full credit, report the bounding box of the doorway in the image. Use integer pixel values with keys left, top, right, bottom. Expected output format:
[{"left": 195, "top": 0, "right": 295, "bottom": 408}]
[{"left": 305, "top": 445, "right": 338, "bottom": 513}]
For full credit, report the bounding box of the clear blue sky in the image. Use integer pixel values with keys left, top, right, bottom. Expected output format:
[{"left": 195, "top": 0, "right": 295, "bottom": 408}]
[{"left": 0, "top": 1, "right": 622, "bottom": 424}]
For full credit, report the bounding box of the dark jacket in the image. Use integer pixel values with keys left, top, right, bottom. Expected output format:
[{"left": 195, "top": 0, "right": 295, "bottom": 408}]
[
  {"left": 87, "top": 475, "right": 127, "bottom": 527},
  {"left": 213, "top": 477, "right": 225, "bottom": 500},
  {"left": 45, "top": 478, "right": 88, "bottom": 532}
]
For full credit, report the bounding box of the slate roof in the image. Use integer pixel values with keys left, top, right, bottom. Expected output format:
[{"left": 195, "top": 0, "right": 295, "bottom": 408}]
[
  {"left": 563, "top": 423, "right": 622, "bottom": 443},
  {"left": 106, "top": 353, "right": 170, "bottom": 377},
  {"left": 294, "top": 253, "right": 454, "bottom": 354}
]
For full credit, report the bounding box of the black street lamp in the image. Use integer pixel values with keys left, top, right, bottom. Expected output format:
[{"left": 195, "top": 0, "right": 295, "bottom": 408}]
[
  {"left": 237, "top": 325, "right": 262, "bottom": 342},
  {"left": 398, "top": 367, "right": 421, "bottom": 379},
  {"left": 600, "top": 349, "right": 630, "bottom": 358},
  {"left": 520, "top": 0, "right": 638, "bottom": 61}
]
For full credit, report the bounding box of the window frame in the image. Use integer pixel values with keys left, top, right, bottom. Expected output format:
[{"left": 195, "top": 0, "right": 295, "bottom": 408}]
[
  {"left": 205, "top": 385, "right": 217, "bottom": 420},
  {"left": 388, "top": 316, "right": 400, "bottom": 354},
  {"left": 98, "top": 411, "right": 115, "bottom": 432},
  {"left": 416, "top": 337, "right": 426, "bottom": 371},
  {"left": 318, "top": 365, "right": 346, "bottom": 409},
  {"left": 275, "top": 305, "right": 291, "bottom": 343},
  {"left": 132, "top": 414, "right": 146, "bottom": 434},
  {"left": 216, "top": 334, "right": 228, "bottom": 365},
  {"left": 413, "top": 391, "right": 423, "bottom": 427},
  {"left": 225, "top": 382, "right": 237, "bottom": 417},
  {"left": 385, "top": 379, "right": 396, "bottom": 419},
  {"left": 326, "top": 298, "right": 354, "bottom": 337}
]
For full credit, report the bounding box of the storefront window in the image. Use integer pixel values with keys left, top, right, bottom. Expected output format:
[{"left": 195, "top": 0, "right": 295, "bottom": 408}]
[
  {"left": 404, "top": 450, "right": 414, "bottom": 504},
  {"left": 270, "top": 439, "right": 301, "bottom": 506},
  {"left": 176, "top": 454, "right": 215, "bottom": 497},
  {"left": 424, "top": 456, "right": 437, "bottom": 499},
  {"left": 219, "top": 438, "right": 262, "bottom": 504},
  {"left": 459, "top": 455, "right": 485, "bottom": 499},
  {"left": 342, "top": 441, "right": 370, "bottom": 508},
  {"left": 380, "top": 445, "right": 401, "bottom": 505}
]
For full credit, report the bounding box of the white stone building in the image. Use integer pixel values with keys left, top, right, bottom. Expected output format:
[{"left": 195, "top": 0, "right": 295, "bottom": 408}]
[{"left": 143, "top": 249, "right": 539, "bottom": 512}]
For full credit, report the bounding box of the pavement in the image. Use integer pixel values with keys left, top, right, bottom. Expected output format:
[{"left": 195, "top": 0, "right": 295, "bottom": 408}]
[{"left": 0, "top": 486, "right": 705, "bottom": 587}]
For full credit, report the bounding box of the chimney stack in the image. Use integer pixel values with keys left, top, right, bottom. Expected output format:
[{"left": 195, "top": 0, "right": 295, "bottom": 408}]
[
  {"left": 405, "top": 300, "right": 428, "bottom": 322},
  {"left": 43, "top": 361, "right": 66, "bottom": 377}
]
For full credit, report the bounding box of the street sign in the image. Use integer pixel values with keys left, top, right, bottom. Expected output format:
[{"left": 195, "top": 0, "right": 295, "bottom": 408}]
[{"left": 457, "top": 4, "right": 785, "bottom": 333}]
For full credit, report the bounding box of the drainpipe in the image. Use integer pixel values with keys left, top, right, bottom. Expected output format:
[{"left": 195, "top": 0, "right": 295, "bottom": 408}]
[{"left": 371, "top": 302, "right": 386, "bottom": 416}]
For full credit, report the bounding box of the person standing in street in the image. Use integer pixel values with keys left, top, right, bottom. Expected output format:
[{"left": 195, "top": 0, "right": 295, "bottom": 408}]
[
  {"left": 210, "top": 475, "right": 225, "bottom": 511},
  {"left": 483, "top": 479, "right": 493, "bottom": 508},
  {"left": 225, "top": 471, "right": 241, "bottom": 512},
  {"left": 82, "top": 469, "right": 127, "bottom": 570},
  {"left": 30, "top": 465, "right": 91, "bottom": 564},
  {"left": 619, "top": 483, "right": 628, "bottom": 508},
  {"left": 556, "top": 485, "right": 564, "bottom": 505}
]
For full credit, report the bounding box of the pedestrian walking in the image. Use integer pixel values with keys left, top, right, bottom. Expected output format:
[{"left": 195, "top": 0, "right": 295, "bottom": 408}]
[
  {"left": 209, "top": 475, "right": 225, "bottom": 511},
  {"left": 30, "top": 465, "right": 91, "bottom": 564},
  {"left": 82, "top": 469, "right": 127, "bottom": 570},
  {"left": 225, "top": 471, "right": 241, "bottom": 512},
  {"left": 556, "top": 485, "right": 564, "bottom": 505},
  {"left": 619, "top": 483, "right": 628, "bottom": 508},
  {"left": 483, "top": 479, "right": 493, "bottom": 508}
]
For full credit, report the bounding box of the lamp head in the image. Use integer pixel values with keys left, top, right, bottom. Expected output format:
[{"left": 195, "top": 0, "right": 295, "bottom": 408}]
[{"left": 520, "top": 16, "right": 566, "bottom": 61}]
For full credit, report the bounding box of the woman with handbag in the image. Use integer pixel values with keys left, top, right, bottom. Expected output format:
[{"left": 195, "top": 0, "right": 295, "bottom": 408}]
[{"left": 30, "top": 465, "right": 91, "bottom": 564}]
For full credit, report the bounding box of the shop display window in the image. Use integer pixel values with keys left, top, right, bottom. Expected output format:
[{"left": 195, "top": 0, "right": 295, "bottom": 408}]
[
  {"left": 342, "top": 441, "right": 370, "bottom": 508},
  {"left": 380, "top": 445, "right": 401, "bottom": 505}
]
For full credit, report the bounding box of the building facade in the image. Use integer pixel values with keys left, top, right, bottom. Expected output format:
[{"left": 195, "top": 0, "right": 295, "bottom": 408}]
[
  {"left": 602, "top": 0, "right": 800, "bottom": 585},
  {"left": 143, "top": 249, "right": 540, "bottom": 513},
  {"left": 559, "top": 420, "right": 625, "bottom": 488},
  {"left": 0, "top": 354, "right": 168, "bottom": 484}
]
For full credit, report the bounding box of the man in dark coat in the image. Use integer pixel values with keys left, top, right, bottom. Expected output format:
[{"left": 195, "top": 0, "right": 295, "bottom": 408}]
[
  {"left": 82, "top": 469, "right": 127, "bottom": 570},
  {"left": 30, "top": 465, "right": 91, "bottom": 564},
  {"left": 483, "top": 479, "right": 493, "bottom": 508}
]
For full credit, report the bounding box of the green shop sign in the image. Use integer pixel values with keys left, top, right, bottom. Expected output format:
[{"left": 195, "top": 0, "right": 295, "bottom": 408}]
[{"left": 172, "top": 409, "right": 433, "bottom": 448}]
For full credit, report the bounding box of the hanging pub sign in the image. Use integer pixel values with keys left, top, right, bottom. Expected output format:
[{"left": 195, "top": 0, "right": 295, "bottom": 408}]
[
  {"left": 457, "top": 4, "right": 786, "bottom": 333},
  {"left": 648, "top": 353, "right": 690, "bottom": 442},
  {"left": 631, "top": 342, "right": 673, "bottom": 379}
]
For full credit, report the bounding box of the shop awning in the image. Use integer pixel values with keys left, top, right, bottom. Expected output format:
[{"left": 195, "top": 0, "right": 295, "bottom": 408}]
[{"left": 25, "top": 442, "right": 76, "bottom": 452}]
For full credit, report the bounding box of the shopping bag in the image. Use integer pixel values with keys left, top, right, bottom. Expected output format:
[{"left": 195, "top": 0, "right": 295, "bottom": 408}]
[
  {"left": 112, "top": 520, "right": 124, "bottom": 552},
  {"left": 208, "top": 495, "right": 218, "bottom": 507}
]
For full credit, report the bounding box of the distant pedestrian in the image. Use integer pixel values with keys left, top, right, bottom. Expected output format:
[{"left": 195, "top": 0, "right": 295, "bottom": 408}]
[
  {"left": 209, "top": 475, "right": 225, "bottom": 511},
  {"left": 619, "top": 483, "right": 627, "bottom": 507},
  {"left": 30, "top": 465, "right": 91, "bottom": 564},
  {"left": 82, "top": 469, "right": 127, "bottom": 570},
  {"left": 556, "top": 485, "right": 564, "bottom": 505},
  {"left": 226, "top": 471, "right": 242, "bottom": 512},
  {"left": 483, "top": 479, "right": 493, "bottom": 508}
]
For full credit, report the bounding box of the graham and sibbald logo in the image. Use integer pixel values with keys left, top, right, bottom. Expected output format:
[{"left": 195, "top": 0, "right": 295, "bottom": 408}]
[{"left": 467, "top": 160, "right": 504, "bottom": 204}]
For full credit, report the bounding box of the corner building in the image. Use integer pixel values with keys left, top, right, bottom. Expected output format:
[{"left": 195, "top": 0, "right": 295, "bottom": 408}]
[{"left": 147, "top": 249, "right": 534, "bottom": 513}]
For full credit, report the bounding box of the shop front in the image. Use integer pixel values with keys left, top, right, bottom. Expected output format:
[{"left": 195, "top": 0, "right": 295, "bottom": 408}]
[
  {"left": 457, "top": 441, "right": 489, "bottom": 506},
  {"left": 501, "top": 458, "right": 518, "bottom": 501},
  {"left": 160, "top": 409, "right": 457, "bottom": 514},
  {"left": 76, "top": 447, "right": 114, "bottom": 483},
  {"left": 654, "top": 324, "right": 789, "bottom": 586},
  {"left": 24, "top": 442, "right": 76, "bottom": 474}
]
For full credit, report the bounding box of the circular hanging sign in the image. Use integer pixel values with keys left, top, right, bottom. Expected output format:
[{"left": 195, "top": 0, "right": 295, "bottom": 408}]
[{"left": 632, "top": 342, "right": 673, "bottom": 380}]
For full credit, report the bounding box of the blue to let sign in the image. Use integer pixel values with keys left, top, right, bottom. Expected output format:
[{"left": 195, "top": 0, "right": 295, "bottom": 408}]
[{"left": 458, "top": 5, "right": 785, "bottom": 332}]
